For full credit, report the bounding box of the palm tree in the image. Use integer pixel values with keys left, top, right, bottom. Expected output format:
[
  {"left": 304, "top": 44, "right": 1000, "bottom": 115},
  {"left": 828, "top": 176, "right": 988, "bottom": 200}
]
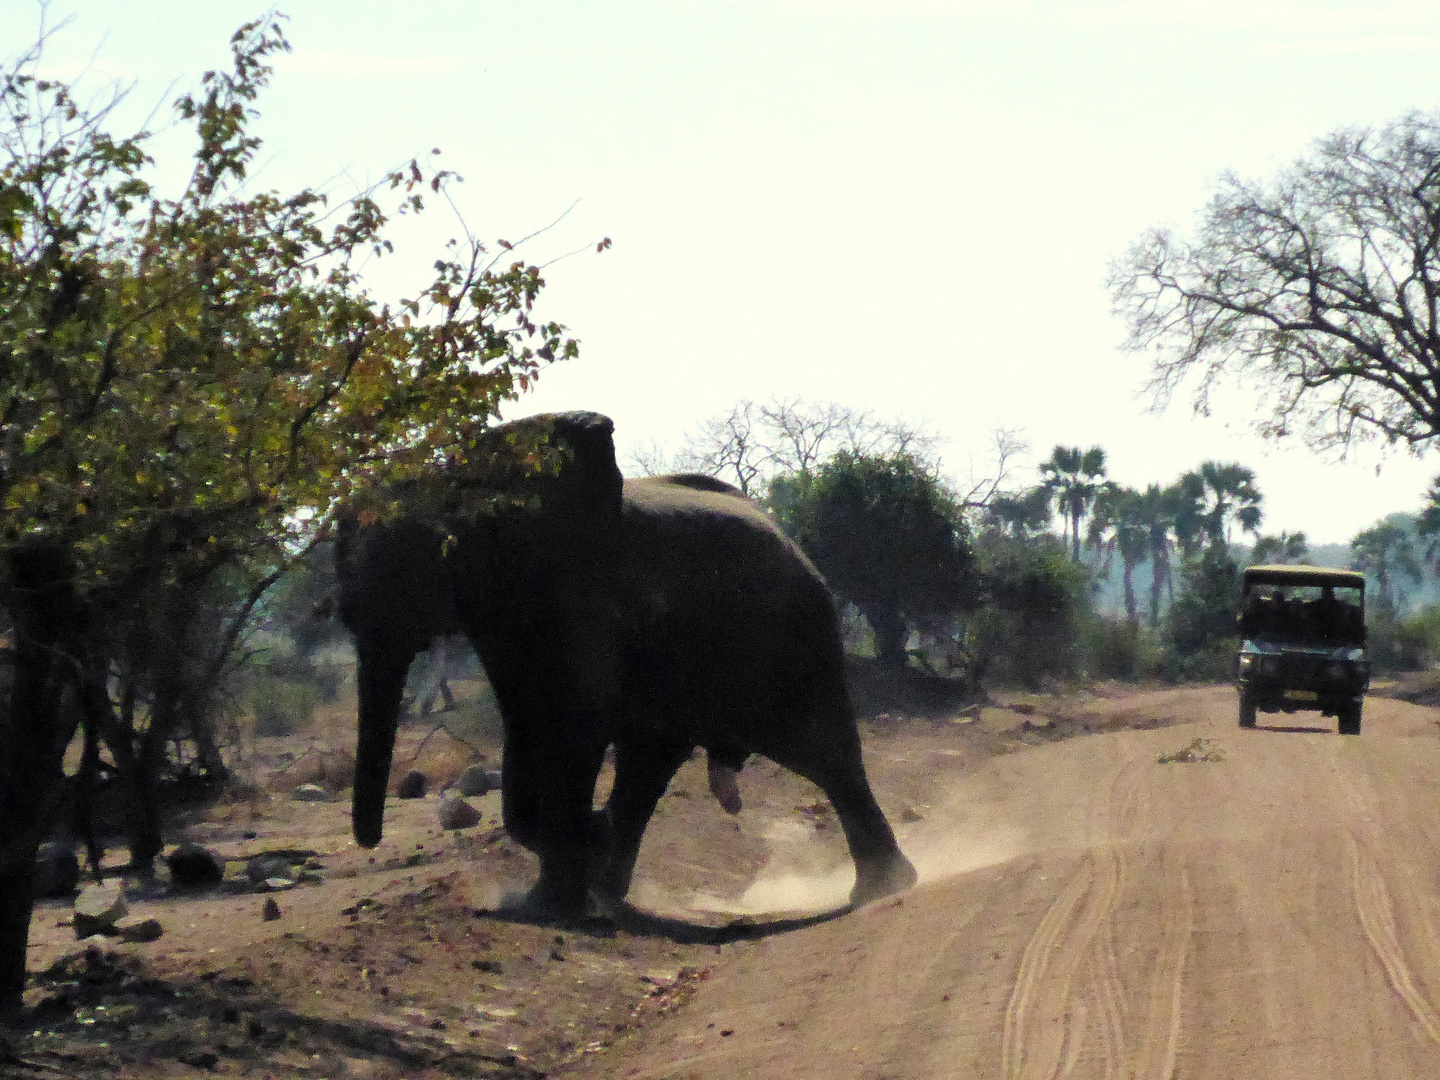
[
  {"left": 1194, "top": 461, "right": 1263, "bottom": 550},
  {"left": 983, "top": 485, "right": 1052, "bottom": 539},
  {"left": 1039, "top": 445, "right": 1107, "bottom": 563},
  {"left": 1089, "top": 485, "right": 1150, "bottom": 623},
  {"left": 1415, "top": 476, "right": 1440, "bottom": 574},
  {"left": 1135, "top": 483, "right": 1176, "bottom": 627},
  {"left": 1167, "top": 472, "right": 1208, "bottom": 563},
  {"left": 1351, "top": 519, "right": 1422, "bottom": 615},
  {"left": 1250, "top": 531, "right": 1309, "bottom": 565}
]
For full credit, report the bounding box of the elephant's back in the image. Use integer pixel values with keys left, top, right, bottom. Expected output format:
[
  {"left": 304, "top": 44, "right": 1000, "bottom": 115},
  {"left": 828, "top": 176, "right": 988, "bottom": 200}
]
[
  {"left": 619, "top": 476, "right": 848, "bottom": 735},
  {"left": 621, "top": 477, "right": 827, "bottom": 595}
]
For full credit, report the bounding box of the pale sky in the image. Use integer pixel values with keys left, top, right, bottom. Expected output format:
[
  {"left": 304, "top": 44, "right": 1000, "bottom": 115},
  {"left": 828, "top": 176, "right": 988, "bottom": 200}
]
[{"left": 21, "top": 1, "right": 1440, "bottom": 543}]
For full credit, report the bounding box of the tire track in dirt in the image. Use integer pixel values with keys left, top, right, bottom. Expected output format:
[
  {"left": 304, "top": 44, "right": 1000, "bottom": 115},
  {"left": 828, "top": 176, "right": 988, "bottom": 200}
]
[
  {"left": 1331, "top": 744, "right": 1440, "bottom": 1048},
  {"left": 1128, "top": 855, "right": 1192, "bottom": 1080},
  {"left": 998, "top": 752, "right": 1132, "bottom": 1080},
  {"left": 1000, "top": 742, "right": 1199, "bottom": 1080}
]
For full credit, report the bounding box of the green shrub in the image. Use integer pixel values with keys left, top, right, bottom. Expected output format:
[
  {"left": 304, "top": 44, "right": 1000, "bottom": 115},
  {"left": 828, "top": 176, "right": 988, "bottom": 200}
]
[
  {"left": 1369, "top": 603, "right": 1440, "bottom": 672},
  {"left": 248, "top": 678, "right": 317, "bottom": 737},
  {"left": 972, "top": 535, "right": 1090, "bottom": 689},
  {"left": 1077, "top": 615, "right": 1165, "bottom": 682}
]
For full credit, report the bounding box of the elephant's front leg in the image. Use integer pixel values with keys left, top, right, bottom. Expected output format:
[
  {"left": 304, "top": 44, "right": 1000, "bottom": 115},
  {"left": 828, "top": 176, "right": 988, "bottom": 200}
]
[
  {"left": 500, "top": 712, "right": 610, "bottom": 918},
  {"left": 596, "top": 738, "right": 693, "bottom": 908}
]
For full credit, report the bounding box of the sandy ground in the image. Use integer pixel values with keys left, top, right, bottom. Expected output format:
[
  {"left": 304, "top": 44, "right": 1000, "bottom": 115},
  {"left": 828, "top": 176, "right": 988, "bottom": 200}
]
[
  {"left": 9, "top": 681, "right": 1440, "bottom": 1078},
  {"left": 580, "top": 689, "right": 1440, "bottom": 1080}
]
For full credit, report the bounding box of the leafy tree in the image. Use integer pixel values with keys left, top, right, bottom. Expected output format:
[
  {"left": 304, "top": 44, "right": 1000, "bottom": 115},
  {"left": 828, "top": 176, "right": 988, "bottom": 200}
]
[
  {"left": 1164, "top": 546, "right": 1242, "bottom": 671},
  {"left": 1351, "top": 519, "right": 1422, "bottom": 615},
  {"left": 1415, "top": 477, "right": 1440, "bottom": 573},
  {"left": 1250, "top": 531, "right": 1310, "bottom": 565},
  {"left": 1039, "top": 445, "right": 1107, "bottom": 562},
  {"left": 786, "top": 452, "right": 976, "bottom": 669},
  {"left": 0, "top": 17, "right": 581, "bottom": 1006},
  {"left": 970, "top": 532, "right": 1089, "bottom": 689},
  {"left": 1111, "top": 110, "right": 1440, "bottom": 453}
]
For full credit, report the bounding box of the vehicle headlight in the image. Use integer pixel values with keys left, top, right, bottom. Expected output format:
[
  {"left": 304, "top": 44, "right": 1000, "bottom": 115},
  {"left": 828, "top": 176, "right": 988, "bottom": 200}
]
[
  {"left": 1238, "top": 655, "right": 1255, "bottom": 669},
  {"left": 1326, "top": 662, "right": 1348, "bottom": 680}
]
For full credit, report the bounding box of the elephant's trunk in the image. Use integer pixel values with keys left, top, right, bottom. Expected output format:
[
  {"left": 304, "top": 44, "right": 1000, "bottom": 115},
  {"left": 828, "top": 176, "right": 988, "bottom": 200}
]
[{"left": 351, "top": 645, "right": 410, "bottom": 848}]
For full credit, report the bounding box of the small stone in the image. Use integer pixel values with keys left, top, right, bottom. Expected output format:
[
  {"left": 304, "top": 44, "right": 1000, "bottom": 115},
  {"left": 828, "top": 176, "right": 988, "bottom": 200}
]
[
  {"left": 707, "top": 760, "right": 742, "bottom": 815},
  {"left": 438, "top": 793, "right": 482, "bottom": 830},
  {"left": 900, "top": 806, "right": 924, "bottom": 823},
  {"left": 396, "top": 770, "right": 427, "bottom": 799},
  {"left": 73, "top": 882, "right": 127, "bottom": 938},
  {"left": 115, "top": 916, "right": 163, "bottom": 943},
  {"left": 262, "top": 877, "right": 296, "bottom": 891},
  {"left": 245, "top": 853, "right": 292, "bottom": 883},
  {"left": 33, "top": 842, "right": 80, "bottom": 899},
  {"left": 453, "top": 764, "right": 500, "bottom": 797},
  {"left": 262, "top": 897, "right": 281, "bottom": 921},
  {"left": 290, "top": 783, "right": 330, "bottom": 802},
  {"left": 166, "top": 843, "right": 224, "bottom": 890}
]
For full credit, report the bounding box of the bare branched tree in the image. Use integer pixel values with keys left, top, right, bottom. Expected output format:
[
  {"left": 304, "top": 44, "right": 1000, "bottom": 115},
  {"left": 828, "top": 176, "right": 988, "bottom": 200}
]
[
  {"left": 954, "top": 428, "right": 1028, "bottom": 512},
  {"left": 677, "top": 400, "right": 769, "bottom": 495},
  {"left": 759, "top": 398, "right": 853, "bottom": 477},
  {"left": 1110, "top": 111, "right": 1440, "bottom": 452},
  {"left": 674, "top": 397, "right": 953, "bottom": 497},
  {"left": 623, "top": 438, "right": 675, "bottom": 477}
]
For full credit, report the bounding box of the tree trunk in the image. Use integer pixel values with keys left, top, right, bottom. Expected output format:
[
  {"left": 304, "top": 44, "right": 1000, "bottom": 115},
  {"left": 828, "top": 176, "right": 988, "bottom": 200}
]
[
  {"left": 866, "top": 607, "right": 910, "bottom": 670},
  {"left": 0, "top": 547, "right": 80, "bottom": 1008},
  {"left": 1149, "top": 552, "right": 1165, "bottom": 627},
  {"left": 1123, "top": 560, "right": 1138, "bottom": 624}
]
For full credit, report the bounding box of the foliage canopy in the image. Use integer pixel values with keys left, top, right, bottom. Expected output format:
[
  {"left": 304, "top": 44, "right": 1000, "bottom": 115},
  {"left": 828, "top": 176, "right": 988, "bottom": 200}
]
[{"left": 0, "top": 14, "right": 584, "bottom": 1004}]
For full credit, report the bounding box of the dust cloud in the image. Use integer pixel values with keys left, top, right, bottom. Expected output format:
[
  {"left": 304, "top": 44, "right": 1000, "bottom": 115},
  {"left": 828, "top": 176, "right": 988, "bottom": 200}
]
[{"left": 683, "top": 817, "right": 1025, "bottom": 918}]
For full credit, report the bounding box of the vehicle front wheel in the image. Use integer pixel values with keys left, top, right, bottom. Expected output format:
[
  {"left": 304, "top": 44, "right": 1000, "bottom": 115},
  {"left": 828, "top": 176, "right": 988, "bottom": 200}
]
[
  {"left": 1337, "top": 702, "right": 1362, "bottom": 736},
  {"left": 1239, "top": 691, "right": 1257, "bottom": 729}
]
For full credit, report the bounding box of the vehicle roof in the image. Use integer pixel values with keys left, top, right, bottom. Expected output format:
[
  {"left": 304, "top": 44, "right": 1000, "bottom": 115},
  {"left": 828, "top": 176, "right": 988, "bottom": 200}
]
[{"left": 1243, "top": 564, "right": 1366, "bottom": 588}]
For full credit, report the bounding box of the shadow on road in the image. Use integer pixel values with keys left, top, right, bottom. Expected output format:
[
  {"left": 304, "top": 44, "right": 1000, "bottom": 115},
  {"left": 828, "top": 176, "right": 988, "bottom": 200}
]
[
  {"left": 1253, "top": 723, "right": 1334, "bottom": 734},
  {"left": 475, "top": 899, "right": 854, "bottom": 944}
]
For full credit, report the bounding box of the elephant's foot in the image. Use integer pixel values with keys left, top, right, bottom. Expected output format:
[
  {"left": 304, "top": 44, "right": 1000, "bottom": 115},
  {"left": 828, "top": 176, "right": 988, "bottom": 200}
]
[
  {"left": 707, "top": 760, "right": 742, "bottom": 815},
  {"left": 849, "top": 850, "right": 918, "bottom": 907},
  {"left": 517, "top": 868, "right": 591, "bottom": 922}
]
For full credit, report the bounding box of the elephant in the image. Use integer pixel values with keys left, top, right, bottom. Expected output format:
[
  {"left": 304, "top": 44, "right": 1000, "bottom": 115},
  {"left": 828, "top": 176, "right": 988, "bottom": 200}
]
[{"left": 336, "top": 411, "right": 917, "bottom": 917}]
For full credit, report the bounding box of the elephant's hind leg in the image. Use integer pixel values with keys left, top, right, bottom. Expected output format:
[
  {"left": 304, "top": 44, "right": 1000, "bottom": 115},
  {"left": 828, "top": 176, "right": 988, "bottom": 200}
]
[
  {"left": 598, "top": 738, "right": 693, "bottom": 908},
  {"left": 761, "top": 721, "right": 917, "bottom": 907}
]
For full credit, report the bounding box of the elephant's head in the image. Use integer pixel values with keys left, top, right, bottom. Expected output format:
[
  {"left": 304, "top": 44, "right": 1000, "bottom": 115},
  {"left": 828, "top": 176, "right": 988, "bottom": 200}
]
[{"left": 341, "top": 410, "right": 623, "bottom": 849}]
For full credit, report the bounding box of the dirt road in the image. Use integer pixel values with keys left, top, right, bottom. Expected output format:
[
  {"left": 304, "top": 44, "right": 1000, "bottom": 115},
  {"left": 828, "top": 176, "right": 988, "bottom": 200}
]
[{"left": 585, "top": 688, "right": 1440, "bottom": 1079}]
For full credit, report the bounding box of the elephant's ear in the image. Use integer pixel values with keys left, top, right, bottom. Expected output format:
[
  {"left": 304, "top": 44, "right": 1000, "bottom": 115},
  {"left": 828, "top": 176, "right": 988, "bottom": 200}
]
[{"left": 547, "top": 411, "right": 624, "bottom": 512}]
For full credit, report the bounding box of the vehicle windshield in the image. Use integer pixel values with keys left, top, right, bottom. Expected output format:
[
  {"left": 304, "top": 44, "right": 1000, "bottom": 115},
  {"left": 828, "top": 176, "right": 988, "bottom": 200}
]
[{"left": 1240, "top": 580, "right": 1365, "bottom": 647}]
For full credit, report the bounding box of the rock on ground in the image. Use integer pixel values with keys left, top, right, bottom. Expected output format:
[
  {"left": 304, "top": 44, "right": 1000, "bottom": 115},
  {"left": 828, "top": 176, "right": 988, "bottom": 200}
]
[
  {"left": 290, "top": 783, "right": 331, "bottom": 802},
  {"left": 246, "top": 853, "right": 293, "bottom": 884},
  {"left": 452, "top": 764, "right": 501, "bottom": 797},
  {"left": 166, "top": 843, "right": 224, "bottom": 890},
  {"left": 34, "top": 842, "right": 80, "bottom": 899},
  {"left": 73, "top": 883, "right": 127, "bottom": 938},
  {"left": 396, "top": 770, "right": 427, "bottom": 799},
  {"left": 115, "top": 916, "right": 163, "bottom": 943},
  {"left": 438, "top": 793, "right": 482, "bottom": 830}
]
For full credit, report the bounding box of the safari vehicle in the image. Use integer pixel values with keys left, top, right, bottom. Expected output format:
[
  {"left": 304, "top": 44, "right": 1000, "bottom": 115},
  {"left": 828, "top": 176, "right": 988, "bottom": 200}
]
[{"left": 1236, "top": 565, "right": 1369, "bottom": 734}]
